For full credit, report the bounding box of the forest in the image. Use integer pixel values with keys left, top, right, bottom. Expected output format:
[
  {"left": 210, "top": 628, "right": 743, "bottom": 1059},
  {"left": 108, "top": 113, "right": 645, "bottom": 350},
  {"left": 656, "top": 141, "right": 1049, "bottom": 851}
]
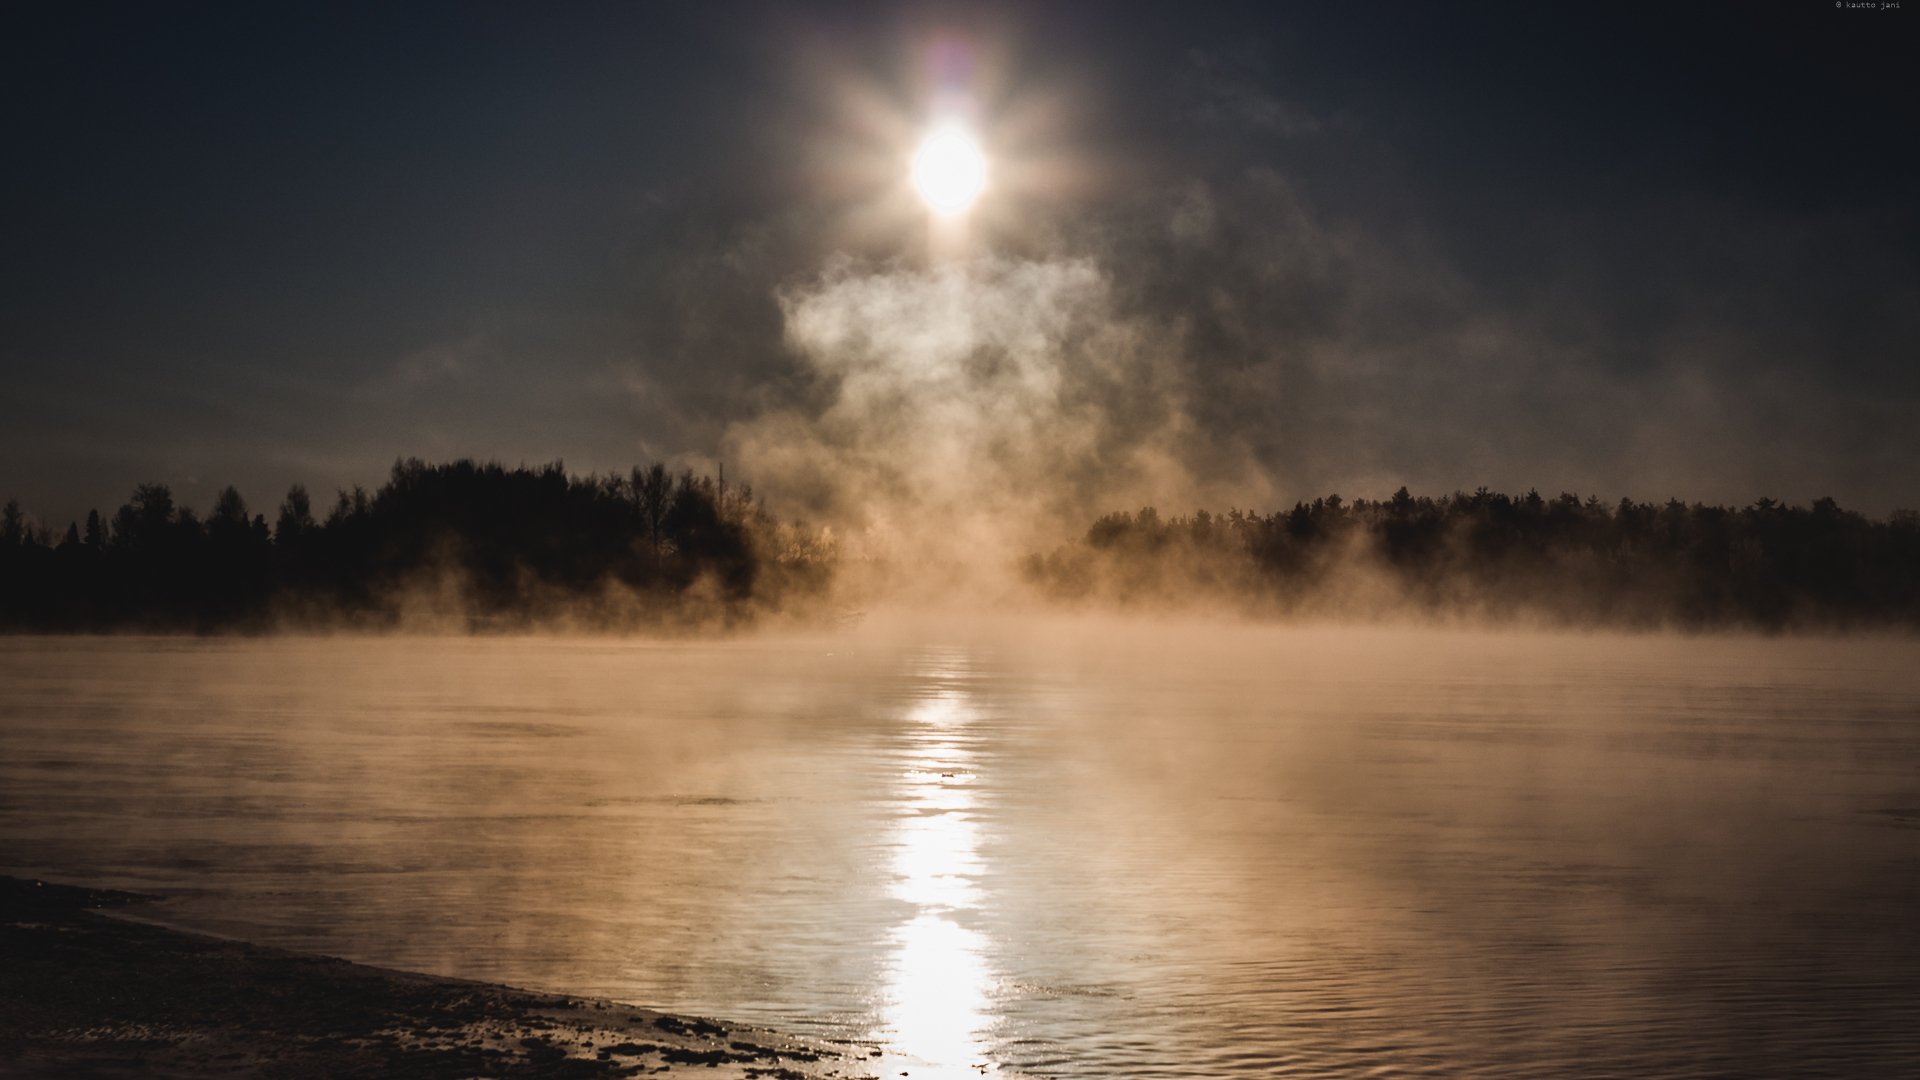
[
  {"left": 4, "top": 468, "right": 1918, "bottom": 631},
  {"left": 0, "top": 459, "right": 834, "bottom": 631},
  {"left": 1025, "top": 488, "right": 1920, "bottom": 629}
]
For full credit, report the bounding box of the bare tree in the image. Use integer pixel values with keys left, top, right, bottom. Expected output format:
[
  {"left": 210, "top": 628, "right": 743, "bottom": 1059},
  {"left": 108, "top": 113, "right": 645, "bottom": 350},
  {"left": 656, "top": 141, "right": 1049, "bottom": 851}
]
[{"left": 632, "top": 463, "right": 671, "bottom": 555}]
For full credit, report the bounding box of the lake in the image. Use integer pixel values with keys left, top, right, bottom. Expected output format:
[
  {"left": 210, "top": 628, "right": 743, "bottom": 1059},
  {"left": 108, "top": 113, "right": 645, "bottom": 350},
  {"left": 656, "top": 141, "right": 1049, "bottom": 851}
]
[{"left": 2, "top": 620, "right": 1917, "bottom": 1077}]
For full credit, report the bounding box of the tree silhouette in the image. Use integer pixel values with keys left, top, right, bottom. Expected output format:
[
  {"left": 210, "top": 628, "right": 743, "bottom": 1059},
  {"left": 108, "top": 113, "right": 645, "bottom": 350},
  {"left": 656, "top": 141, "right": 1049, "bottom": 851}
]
[
  {"left": 275, "top": 485, "right": 314, "bottom": 541},
  {"left": 4, "top": 469, "right": 1915, "bottom": 632},
  {"left": 1027, "top": 489, "right": 1920, "bottom": 629},
  {"left": 633, "top": 463, "right": 672, "bottom": 557},
  {"left": 110, "top": 484, "right": 175, "bottom": 554},
  {"left": 0, "top": 458, "right": 832, "bottom": 632}
]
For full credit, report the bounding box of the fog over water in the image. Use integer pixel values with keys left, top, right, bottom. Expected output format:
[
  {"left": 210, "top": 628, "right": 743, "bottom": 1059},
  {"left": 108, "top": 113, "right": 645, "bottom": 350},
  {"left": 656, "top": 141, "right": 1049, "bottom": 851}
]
[
  {"left": 728, "top": 256, "right": 1254, "bottom": 587},
  {"left": 4, "top": 619, "right": 1918, "bottom": 1077},
  {"left": 5, "top": 10, "right": 1915, "bottom": 1076}
]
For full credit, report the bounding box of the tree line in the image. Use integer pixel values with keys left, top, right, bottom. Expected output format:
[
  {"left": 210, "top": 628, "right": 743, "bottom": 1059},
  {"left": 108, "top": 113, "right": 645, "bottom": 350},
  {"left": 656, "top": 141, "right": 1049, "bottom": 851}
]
[
  {"left": 8, "top": 471, "right": 1918, "bottom": 631},
  {"left": 1024, "top": 488, "right": 1920, "bottom": 628},
  {"left": 0, "top": 458, "right": 834, "bottom": 631}
]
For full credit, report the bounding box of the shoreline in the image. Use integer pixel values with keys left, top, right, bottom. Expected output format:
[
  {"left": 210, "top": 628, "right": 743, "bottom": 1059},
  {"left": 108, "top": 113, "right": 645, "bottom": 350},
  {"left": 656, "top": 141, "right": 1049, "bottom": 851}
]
[{"left": 0, "top": 875, "right": 880, "bottom": 1078}]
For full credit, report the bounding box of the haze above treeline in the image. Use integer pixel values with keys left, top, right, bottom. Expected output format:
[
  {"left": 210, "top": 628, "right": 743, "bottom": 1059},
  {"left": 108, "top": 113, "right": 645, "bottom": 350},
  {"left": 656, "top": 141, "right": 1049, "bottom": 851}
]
[
  {"left": 7, "top": 6, "right": 1916, "bottom": 532},
  {"left": 1, "top": 458, "right": 1915, "bottom": 633}
]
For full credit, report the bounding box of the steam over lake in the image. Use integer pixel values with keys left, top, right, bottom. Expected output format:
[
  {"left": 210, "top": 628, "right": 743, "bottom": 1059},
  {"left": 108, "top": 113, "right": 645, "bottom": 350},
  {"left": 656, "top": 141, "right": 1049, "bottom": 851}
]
[{"left": 3, "top": 623, "right": 1917, "bottom": 1077}]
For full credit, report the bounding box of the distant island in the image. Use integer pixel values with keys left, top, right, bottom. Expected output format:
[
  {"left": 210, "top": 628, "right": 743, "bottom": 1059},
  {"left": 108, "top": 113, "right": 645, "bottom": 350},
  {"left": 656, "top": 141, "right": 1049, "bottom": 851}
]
[
  {"left": 2, "top": 462, "right": 1916, "bottom": 631},
  {"left": 1026, "top": 489, "right": 1920, "bottom": 629},
  {"left": 0, "top": 458, "right": 832, "bottom": 632}
]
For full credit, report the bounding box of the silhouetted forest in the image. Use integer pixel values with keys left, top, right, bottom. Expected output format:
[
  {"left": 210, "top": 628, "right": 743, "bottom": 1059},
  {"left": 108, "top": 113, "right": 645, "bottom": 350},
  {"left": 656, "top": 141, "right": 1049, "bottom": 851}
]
[
  {"left": 6, "top": 473, "right": 1919, "bottom": 631},
  {"left": 0, "top": 459, "right": 834, "bottom": 632},
  {"left": 1025, "top": 489, "right": 1920, "bottom": 629}
]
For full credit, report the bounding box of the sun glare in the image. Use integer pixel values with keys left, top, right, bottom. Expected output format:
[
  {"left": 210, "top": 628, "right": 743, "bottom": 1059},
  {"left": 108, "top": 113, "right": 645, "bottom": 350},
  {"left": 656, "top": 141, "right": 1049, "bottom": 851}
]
[{"left": 911, "top": 126, "right": 987, "bottom": 216}]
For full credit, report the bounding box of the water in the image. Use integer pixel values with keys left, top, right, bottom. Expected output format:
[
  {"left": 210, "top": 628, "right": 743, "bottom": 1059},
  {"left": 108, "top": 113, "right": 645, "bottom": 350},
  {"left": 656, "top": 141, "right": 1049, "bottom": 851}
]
[{"left": 3, "top": 621, "right": 1918, "bottom": 1077}]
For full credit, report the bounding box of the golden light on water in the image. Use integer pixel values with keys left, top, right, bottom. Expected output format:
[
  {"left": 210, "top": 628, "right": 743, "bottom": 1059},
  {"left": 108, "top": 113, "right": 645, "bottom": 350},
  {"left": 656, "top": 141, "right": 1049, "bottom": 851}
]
[
  {"left": 912, "top": 126, "right": 988, "bottom": 216},
  {"left": 880, "top": 682, "right": 996, "bottom": 1076}
]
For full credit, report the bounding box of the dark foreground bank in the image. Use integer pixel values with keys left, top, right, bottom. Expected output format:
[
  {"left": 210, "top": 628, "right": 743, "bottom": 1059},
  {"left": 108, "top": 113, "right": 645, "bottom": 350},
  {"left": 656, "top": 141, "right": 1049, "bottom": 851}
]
[{"left": 0, "top": 876, "right": 877, "bottom": 1078}]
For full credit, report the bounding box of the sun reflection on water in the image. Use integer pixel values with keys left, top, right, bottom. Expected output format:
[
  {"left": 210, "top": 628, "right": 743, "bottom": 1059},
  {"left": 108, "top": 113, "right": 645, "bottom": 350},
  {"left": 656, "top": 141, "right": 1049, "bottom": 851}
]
[{"left": 880, "top": 672, "right": 999, "bottom": 1077}]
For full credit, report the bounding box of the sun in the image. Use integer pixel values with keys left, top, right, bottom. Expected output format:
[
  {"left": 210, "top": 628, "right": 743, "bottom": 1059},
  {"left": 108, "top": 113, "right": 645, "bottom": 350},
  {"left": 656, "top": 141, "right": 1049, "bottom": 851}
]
[{"left": 911, "top": 126, "right": 987, "bottom": 216}]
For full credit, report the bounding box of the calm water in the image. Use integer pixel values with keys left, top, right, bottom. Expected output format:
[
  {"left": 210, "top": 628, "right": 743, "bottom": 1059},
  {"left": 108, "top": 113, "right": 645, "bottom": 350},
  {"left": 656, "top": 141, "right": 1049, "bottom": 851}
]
[{"left": 3, "top": 621, "right": 1918, "bottom": 1077}]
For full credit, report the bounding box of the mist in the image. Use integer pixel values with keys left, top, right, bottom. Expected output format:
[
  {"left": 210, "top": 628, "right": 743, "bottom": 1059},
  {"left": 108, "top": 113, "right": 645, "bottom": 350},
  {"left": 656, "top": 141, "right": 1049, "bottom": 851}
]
[
  {"left": 8, "top": 7, "right": 1920, "bottom": 1079},
  {"left": 724, "top": 253, "right": 1276, "bottom": 602},
  {"left": 8, "top": 620, "right": 1919, "bottom": 1075}
]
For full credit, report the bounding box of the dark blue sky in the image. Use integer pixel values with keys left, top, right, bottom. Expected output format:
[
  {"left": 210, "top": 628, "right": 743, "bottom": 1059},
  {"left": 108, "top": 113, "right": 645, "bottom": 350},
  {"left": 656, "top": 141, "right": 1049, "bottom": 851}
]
[{"left": 4, "top": 1, "right": 1915, "bottom": 530}]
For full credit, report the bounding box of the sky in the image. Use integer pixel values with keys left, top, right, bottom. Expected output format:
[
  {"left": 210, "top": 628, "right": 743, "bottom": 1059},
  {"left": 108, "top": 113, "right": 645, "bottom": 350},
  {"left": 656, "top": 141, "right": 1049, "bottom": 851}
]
[{"left": 4, "top": 0, "right": 1916, "bottom": 535}]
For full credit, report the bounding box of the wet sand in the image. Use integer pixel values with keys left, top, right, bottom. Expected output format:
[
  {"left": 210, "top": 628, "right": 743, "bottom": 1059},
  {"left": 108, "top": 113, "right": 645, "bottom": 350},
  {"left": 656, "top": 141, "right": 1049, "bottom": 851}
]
[{"left": 0, "top": 876, "right": 882, "bottom": 1078}]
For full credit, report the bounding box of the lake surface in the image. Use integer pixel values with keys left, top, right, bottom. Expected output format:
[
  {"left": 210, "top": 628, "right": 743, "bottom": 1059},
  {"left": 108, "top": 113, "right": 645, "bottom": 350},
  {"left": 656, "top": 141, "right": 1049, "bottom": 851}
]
[{"left": 3, "top": 621, "right": 1918, "bottom": 1077}]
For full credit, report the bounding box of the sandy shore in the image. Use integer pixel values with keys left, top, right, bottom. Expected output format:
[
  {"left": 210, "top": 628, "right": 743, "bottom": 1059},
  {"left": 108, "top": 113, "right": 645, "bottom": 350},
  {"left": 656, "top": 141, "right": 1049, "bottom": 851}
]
[{"left": 0, "top": 876, "right": 883, "bottom": 1078}]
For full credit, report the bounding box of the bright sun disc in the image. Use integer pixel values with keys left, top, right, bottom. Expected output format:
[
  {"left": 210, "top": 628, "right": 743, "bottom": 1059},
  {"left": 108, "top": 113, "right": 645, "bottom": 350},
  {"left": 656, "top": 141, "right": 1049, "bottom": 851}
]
[{"left": 912, "top": 127, "right": 986, "bottom": 215}]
